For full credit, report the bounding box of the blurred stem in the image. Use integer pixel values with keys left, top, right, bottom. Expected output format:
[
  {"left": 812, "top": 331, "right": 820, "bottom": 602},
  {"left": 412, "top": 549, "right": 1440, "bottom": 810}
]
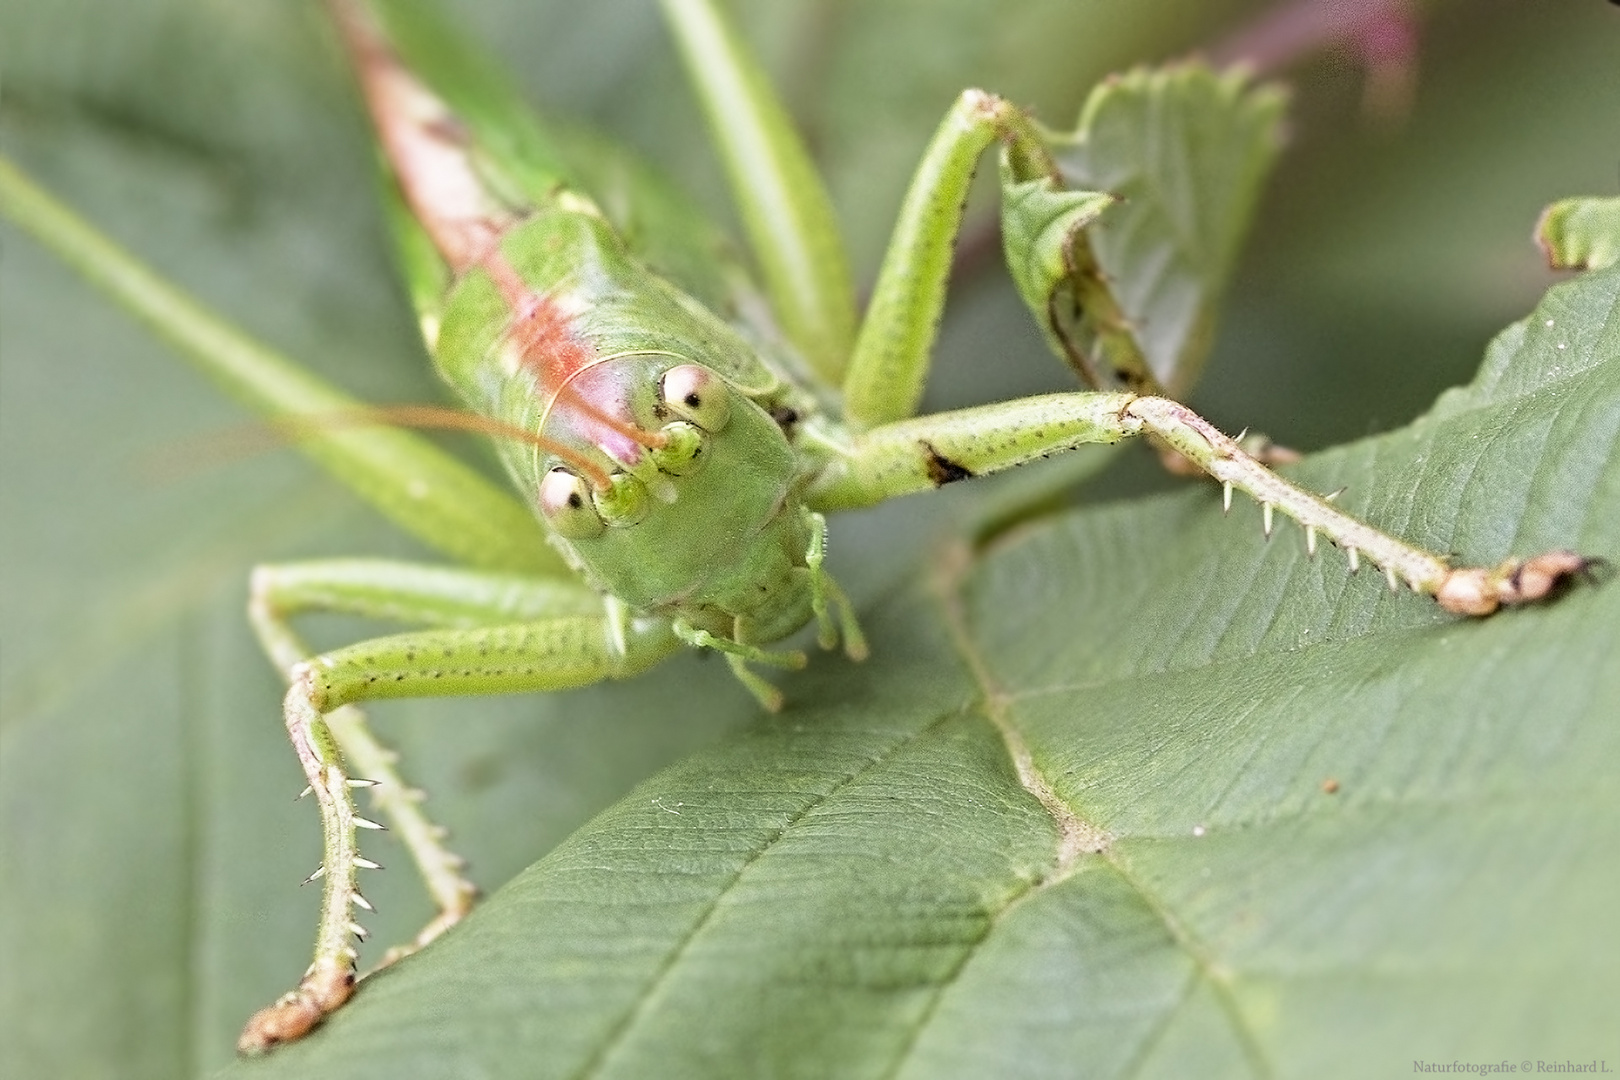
[{"left": 1208, "top": 0, "right": 1419, "bottom": 122}]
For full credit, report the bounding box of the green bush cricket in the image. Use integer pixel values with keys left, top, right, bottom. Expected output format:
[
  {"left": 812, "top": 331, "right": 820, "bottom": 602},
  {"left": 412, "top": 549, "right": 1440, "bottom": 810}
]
[{"left": 0, "top": 0, "right": 1600, "bottom": 1056}]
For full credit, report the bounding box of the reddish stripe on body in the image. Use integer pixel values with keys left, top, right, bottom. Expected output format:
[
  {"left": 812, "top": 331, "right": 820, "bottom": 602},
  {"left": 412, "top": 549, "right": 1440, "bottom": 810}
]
[
  {"left": 480, "top": 255, "right": 595, "bottom": 389},
  {"left": 332, "top": 0, "right": 662, "bottom": 479},
  {"left": 481, "top": 253, "right": 663, "bottom": 459},
  {"left": 332, "top": 1, "right": 510, "bottom": 274}
]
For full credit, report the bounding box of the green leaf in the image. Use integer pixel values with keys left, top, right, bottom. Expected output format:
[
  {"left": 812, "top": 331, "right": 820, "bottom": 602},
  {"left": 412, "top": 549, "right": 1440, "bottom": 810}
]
[
  {"left": 224, "top": 269, "right": 1620, "bottom": 1079},
  {"left": 996, "top": 166, "right": 1116, "bottom": 352},
  {"left": 1536, "top": 196, "right": 1620, "bottom": 272},
  {"left": 1040, "top": 65, "right": 1287, "bottom": 396}
]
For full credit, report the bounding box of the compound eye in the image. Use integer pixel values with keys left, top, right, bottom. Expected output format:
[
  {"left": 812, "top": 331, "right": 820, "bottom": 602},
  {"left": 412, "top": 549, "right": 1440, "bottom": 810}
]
[
  {"left": 660, "top": 364, "right": 731, "bottom": 432},
  {"left": 538, "top": 468, "right": 605, "bottom": 539}
]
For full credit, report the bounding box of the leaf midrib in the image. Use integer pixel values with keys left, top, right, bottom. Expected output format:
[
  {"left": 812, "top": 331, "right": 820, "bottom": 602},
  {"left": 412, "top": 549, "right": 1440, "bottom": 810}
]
[{"left": 907, "top": 542, "right": 1275, "bottom": 1080}]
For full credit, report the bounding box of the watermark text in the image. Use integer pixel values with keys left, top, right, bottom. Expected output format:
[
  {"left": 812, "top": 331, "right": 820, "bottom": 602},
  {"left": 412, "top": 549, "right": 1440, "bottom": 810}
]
[{"left": 1412, "top": 1062, "right": 1613, "bottom": 1075}]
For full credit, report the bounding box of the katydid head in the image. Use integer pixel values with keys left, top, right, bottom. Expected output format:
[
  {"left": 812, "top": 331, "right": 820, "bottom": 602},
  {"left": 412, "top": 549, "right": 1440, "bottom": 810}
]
[
  {"left": 532, "top": 353, "right": 809, "bottom": 619},
  {"left": 536, "top": 358, "right": 735, "bottom": 536}
]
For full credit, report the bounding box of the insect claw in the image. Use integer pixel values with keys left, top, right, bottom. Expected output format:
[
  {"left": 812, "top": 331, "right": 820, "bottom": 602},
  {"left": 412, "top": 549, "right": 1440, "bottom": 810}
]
[
  {"left": 351, "top": 891, "right": 376, "bottom": 913},
  {"left": 1384, "top": 565, "right": 1400, "bottom": 592},
  {"left": 354, "top": 856, "right": 383, "bottom": 870},
  {"left": 302, "top": 865, "right": 326, "bottom": 885},
  {"left": 1306, "top": 525, "right": 1318, "bottom": 557},
  {"left": 1262, "top": 502, "right": 1275, "bottom": 538},
  {"left": 354, "top": 816, "right": 387, "bottom": 831},
  {"left": 1348, "top": 547, "right": 1360, "bottom": 573},
  {"left": 1222, "top": 482, "right": 1234, "bottom": 514}
]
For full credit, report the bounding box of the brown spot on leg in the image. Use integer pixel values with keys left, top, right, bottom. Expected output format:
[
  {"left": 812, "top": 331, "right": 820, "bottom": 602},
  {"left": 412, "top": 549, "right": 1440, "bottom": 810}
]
[{"left": 922, "top": 441, "right": 973, "bottom": 486}]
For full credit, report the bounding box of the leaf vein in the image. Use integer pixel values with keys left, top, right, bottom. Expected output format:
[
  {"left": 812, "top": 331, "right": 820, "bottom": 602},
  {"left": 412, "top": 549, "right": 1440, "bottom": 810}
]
[
  {"left": 930, "top": 541, "right": 1277, "bottom": 1078},
  {"left": 1099, "top": 852, "right": 1274, "bottom": 1079},
  {"left": 574, "top": 706, "right": 963, "bottom": 1080}
]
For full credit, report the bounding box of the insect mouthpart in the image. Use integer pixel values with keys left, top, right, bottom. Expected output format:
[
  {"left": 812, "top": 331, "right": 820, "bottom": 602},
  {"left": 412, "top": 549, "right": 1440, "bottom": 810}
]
[
  {"left": 648, "top": 421, "right": 707, "bottom": 477},
  {"left": 592, "top": 471, "right": 652, "bottom": 526}
]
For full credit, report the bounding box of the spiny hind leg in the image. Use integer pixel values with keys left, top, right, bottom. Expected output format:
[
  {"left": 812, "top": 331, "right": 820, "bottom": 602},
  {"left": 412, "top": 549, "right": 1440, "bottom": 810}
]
[
  {"left": 1130, "top": 396, "right": 1597, "bottom": 614},
  {"left": 1155, "top": 428, "right": 1300, "bottom": 477}
]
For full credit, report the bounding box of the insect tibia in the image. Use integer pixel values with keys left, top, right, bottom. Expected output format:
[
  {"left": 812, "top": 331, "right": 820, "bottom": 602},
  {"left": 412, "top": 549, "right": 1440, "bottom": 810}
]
[
  {"left": 1157, "top": 431, "right": 1300, "bottom": 479},
  {"left": 1124, "top": 397, "right": 1596, "bottom": 617},
  {"left": 239, "top": 681, "right": 372, "bottom": 1054},
  {"left": 379, "top": 898, "right": 479, "bottom": 970}
]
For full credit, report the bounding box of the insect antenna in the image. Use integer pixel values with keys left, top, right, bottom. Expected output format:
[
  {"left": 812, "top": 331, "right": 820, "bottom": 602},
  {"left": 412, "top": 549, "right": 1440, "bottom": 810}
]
[
  {"left": 549, "top": 381, "right": 670, "bottom": 454},
  {"left": 141, "top": 404, "right": 613, "bottom": 491},
  {"left": 269, "top": 405, "right": 615, "bottom": 489}
]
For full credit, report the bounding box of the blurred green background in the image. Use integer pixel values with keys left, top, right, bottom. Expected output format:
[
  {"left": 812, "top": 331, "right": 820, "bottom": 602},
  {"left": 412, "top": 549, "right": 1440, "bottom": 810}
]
[{"left": 2, "top": 1, "right": 1617, "bottom": 1075}]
